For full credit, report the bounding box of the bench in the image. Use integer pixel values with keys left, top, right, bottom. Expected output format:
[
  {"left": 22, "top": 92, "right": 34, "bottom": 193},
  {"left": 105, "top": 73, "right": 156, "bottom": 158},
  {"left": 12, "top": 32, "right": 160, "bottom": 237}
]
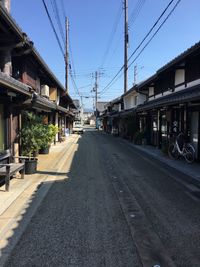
[{"left": 0, "top": 150, "right": 25, "bottom": 192}]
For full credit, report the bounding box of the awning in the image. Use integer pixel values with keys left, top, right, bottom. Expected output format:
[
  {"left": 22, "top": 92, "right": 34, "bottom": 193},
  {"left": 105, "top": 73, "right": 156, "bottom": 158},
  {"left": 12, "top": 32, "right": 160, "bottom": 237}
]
[
  {"left": 137, "top": 84, "right": 200, "bottom": 111},
  {"left": 119, "top": 108, "right": 136, "bottom": 118},
  {"left": 57, "top": 105, "right": 70, "bottom": 114},
  {"left": 32, "top": 93, "right": 56, "bottom": 112},
  {"left": 0, "top": 72, "right": 31, "bottom": 97}
]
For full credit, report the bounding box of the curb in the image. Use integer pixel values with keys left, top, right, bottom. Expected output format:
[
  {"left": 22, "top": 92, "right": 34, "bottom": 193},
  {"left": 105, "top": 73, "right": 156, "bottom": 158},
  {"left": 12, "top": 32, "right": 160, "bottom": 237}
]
[
  {"left": 127, "top": 140, "right": 200, "bottom": 189},
  {"left": 101, "top": 132, "right": 200, "bottom": 189}
]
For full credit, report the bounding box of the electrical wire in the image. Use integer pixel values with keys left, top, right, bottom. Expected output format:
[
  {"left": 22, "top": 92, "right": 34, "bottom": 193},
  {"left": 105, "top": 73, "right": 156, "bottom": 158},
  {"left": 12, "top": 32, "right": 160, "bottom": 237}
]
[
  {"left": 129, "top": 0, "right": 146, "bottom": 28},
  {"left": 61, "top": 0, "right": 66, "bottom": 20},
  {"left": 70, "top": 72, "right": 81, "bottom": 97},
  {"left": 44, "top": 0, "right": 80, "bottom": 97},
  {"left": 42, "top": 0, "right": 65, "bottom": 58},
  {"left": 69, "top": 29, "right": 76, "bottom": 78},
  {"left": 100, "top": 1, "right": 123, "bottom": 68},
  {"left": 128, "top": 0, "right": 175, "bottom": 63},
  {"left": 99, "top": 66, "right": 124, "bottom": 95},
  {"left": 128, "top": 0, "right": 181, "bottom": 69},
  {"left": 51, "top": 0, "right": 65, "bottom": 45},
  {"left": 100, "top": 0, "right": 180, "bottom": 96}
]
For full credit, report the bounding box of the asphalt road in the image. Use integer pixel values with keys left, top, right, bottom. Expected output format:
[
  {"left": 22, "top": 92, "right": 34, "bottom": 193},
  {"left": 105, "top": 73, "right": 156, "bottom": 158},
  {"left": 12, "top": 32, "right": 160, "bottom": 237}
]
[{"left": 3, "top": 129, "right": 200, "bottom": 266}]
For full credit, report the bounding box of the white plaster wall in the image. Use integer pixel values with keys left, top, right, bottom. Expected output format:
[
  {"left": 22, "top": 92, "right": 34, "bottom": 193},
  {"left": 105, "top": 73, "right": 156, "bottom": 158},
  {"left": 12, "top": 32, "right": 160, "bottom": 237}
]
[
  {"left": 175, "top": 84, "right": 186, "bottom": 92},
  {"left": 123, "top": 92, "right": 140, "bottom": 109},
  {"left": 175, "top": 69, "right": 185, "bottom": 86},
  {"left": 137, "top": 94, "right": 146, "bottom": 105},
  {"left": 149, "top": 87, "right": 154, "bottom": 97},
  {"left": 187, "top": 78, "right": 200, "bottom": 88},
  {"left": 124, "top": 94, "right": 134, "bottom": 110}
]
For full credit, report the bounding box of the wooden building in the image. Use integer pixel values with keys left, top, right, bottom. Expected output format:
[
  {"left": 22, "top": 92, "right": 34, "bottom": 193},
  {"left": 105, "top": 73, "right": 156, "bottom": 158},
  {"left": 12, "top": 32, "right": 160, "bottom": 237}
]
[
  {"left": 0, "top": 3, "right": 75, "bottom": 156},
  {"left": 103, "top": 41, "right": 200, "bottom": 161},
  {"left": 137, "top": 41, "right": 200, "bottom": 159}
]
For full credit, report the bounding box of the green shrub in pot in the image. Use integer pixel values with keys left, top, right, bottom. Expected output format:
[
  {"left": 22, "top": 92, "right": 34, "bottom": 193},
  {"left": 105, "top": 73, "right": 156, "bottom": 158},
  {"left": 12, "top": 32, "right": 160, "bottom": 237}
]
[{"left": 39, "top": 124, "right": 59, "bottom": 153}]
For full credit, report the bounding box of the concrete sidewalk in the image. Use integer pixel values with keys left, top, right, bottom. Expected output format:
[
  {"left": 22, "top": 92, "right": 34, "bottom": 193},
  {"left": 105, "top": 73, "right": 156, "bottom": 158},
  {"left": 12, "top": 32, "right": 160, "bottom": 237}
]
[
  {"left": 0, "top": 134, "right": 80, "bottom": 265},
  {"left": 128, "top": 142, "right": 200, "bottom": 187},
  {"left": 0, "top": 135, "right": 79, "bottom": 216},
  {"left": 101, "top": 131, "right": 200, "bottom": 187}
]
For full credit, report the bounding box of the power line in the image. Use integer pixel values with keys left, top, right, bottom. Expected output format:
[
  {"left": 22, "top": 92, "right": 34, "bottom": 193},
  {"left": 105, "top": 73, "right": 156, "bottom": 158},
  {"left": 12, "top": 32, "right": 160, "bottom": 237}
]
[
  {"left": 129, "top": 0, "right": 146, "bottom": 28},
  {"left": 68, "top": 26, "right": 76, "bottom": 78},
  {"left": 128, "top": 0, "right": 175, "bottom": 63},
  {"left": 100, "top": 1, "right": 123, "bottom": 68},
  {"left": 42, "top": 0, "right": 65, "bottom": 58},
  {"left": 61, "top": 0, "right": 66, "bottom": 20},
  {"left": 50, "top": 0, "right": 65, "bottom": 45},
  {"left": 69, "top": 71, "right": 81, "bottom": 97},
  {"left": 100, "top": 0, "right": 180, "bottom": 96},
  {"left": 43, "top": 0, "right": 78, "bottom": 97},
  {"left": 128, "top": 0, "right": 181, "bottom": 69},
  {"left": 99, "top": 67, "right": 124, "bottom": 95}
]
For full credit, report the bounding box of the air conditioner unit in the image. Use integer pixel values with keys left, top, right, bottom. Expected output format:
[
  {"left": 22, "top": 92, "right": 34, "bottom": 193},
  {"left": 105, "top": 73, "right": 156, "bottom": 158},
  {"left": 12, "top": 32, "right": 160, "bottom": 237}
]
[{"left": 41, "top": 85, "right": 49, "bottom": 98}]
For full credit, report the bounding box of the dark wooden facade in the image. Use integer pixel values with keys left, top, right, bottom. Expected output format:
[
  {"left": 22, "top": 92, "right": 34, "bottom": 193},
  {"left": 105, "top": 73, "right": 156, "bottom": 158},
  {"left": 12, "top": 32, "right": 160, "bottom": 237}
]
[
  {"left": 103, "top": 41, "right": 200, "bottom": 161},
  {"left": 0, "top": 4, "right": 75, "bottom": 158}
]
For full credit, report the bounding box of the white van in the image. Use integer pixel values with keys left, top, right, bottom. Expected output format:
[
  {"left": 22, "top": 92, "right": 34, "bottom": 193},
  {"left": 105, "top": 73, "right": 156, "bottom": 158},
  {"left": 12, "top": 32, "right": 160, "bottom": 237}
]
[{"left": 73, "top": 121, "right": 83, "bottom": 134}]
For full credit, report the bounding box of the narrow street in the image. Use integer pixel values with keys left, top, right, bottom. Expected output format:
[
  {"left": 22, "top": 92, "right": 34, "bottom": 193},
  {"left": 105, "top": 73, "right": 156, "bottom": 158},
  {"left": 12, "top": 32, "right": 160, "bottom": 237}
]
[{"left": 3, "top": 129, "right": 200, "bottom": 267}]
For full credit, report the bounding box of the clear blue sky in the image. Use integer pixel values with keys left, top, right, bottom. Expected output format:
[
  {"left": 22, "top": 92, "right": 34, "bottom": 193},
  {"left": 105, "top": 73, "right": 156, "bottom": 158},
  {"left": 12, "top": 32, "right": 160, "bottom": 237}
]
[{"left": 11, "top": 0, "right": 200, "bottom": 109}]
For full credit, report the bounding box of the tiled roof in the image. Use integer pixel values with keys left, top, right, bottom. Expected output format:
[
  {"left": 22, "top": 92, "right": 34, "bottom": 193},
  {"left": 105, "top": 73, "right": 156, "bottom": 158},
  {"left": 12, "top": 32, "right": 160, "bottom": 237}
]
[
  {"left": 0, "top": 5, "right": 66, "bottom": 92},
  {"left": 157, "top": 41, "right": 200, "bottom": 73},
  {"left": 32, "top": 93, "right": 56, "bottom": 110},
  {"left": 138, "top": 41, "right": 200, "bottom": 90}
]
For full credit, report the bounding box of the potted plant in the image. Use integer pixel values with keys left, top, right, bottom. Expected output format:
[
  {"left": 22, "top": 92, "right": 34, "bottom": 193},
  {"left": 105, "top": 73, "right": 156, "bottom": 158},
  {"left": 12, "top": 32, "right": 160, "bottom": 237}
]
[
  {"left": 20, "top": 111, "right": 40, "bottom": 174},
  {"left": 39, "top": 124, "right": 58, "bottom": 154}
]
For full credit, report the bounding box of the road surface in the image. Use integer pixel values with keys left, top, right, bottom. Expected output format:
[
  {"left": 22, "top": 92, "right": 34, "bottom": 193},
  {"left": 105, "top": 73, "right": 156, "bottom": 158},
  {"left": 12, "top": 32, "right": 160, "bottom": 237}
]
[{"left": 3, "top": 129, "right": 200, "bottom": 266}]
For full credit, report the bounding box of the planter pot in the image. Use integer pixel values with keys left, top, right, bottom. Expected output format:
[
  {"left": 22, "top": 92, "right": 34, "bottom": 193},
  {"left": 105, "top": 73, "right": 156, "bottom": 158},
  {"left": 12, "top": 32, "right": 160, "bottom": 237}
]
[
  {"left": 39, "top": 146, "right": 50, "bottom": 154},
  {"left": 25, "top": 158, "right": 38, "bottom": 174}
]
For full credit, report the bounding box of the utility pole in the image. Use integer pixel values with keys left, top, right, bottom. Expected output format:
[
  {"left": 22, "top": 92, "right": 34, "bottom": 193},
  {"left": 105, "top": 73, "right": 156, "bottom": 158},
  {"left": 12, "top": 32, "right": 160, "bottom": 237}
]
[
  {"left": 93, "top": 96, "right": 95, "bottom": 111},
  {"left": 65, "top": 17, "right": 69, "bottom": 93},
  {"left": 92, "top": 70, "right": 103, "bottom": 127},
  {"left": 92, "top": 71, "right": 99, "bottom": 129},
  {"left": 95, "top": 71, "right": 98, "bottom": 117},
  {"left": 124, "top": 0, "right": 128, "bottom": 93}
]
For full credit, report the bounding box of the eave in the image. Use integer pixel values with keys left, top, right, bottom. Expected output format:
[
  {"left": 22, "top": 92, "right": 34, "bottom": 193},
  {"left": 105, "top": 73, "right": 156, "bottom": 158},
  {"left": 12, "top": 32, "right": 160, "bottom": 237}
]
[
  {"left": 137, "top": 84, "right": 200, "bottom": 111},
  {"left": 0, "top": 71, "right": 31, "bottom": 96}
]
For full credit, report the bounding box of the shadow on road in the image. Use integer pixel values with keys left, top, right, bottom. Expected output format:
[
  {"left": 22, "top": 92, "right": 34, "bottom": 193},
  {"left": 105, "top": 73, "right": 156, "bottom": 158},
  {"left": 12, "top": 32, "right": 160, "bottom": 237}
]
[
  {"left": 0, "top": 133, "right": 84, "bottom": 266},
  {"left": 1, "top": 130, "right": 142, "bottom": 267}
]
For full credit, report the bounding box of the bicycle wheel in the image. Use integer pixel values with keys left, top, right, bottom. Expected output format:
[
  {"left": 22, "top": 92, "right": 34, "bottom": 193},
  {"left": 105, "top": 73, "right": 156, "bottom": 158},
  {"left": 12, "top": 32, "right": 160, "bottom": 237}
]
[
  {"left": 184, "top": 144, "right": 195, "bottom": 163},
  {"left": 168, "top": 143, "right": 179, "bottom": 159}
]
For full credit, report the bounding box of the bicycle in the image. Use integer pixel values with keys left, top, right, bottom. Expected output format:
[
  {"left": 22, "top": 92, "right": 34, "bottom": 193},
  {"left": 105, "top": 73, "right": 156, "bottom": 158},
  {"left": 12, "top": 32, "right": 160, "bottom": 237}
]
[{"left": 168, "top": 133, "right": 195, "bottom": 163}]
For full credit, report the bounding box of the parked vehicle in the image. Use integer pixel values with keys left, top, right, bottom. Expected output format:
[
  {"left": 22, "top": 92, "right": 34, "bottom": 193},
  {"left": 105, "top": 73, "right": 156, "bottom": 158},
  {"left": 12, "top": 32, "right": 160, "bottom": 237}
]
[
  {"left": 168, "top": 133, "right": 195, "bottom": 163},
  {"left": 73, "top": 121, "right": 83, "bottom": 134}
]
